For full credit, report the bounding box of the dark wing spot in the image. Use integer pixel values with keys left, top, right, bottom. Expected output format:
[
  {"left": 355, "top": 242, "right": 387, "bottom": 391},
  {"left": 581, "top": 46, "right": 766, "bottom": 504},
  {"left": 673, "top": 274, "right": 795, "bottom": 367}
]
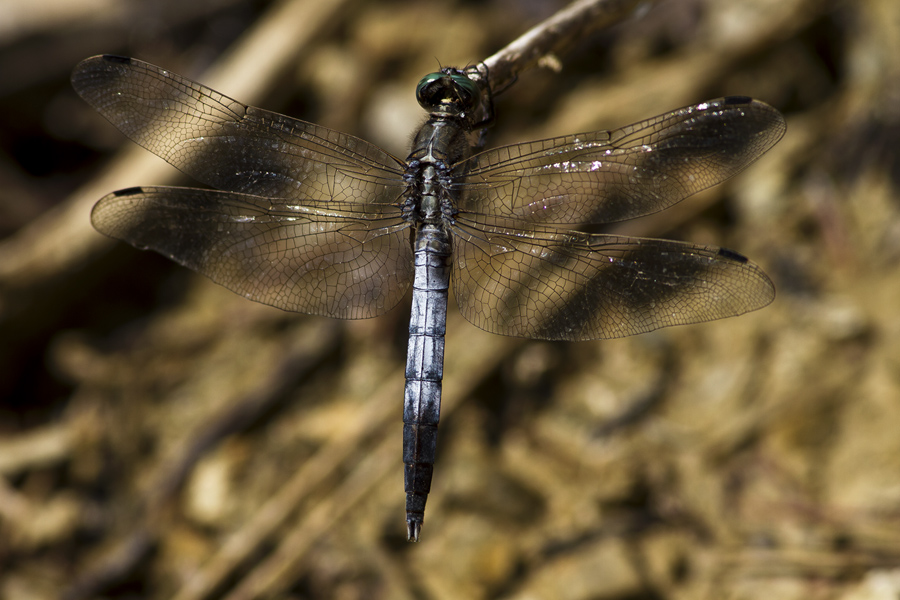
[
  {"left": 717, "top": 247, "right": 749, "bottom": 263},
  {"left": 101, "top": 55, "right": 132, "bottom": 65},
  {"left": 113, "top": 186, "right": 145, "bottom": 196}
]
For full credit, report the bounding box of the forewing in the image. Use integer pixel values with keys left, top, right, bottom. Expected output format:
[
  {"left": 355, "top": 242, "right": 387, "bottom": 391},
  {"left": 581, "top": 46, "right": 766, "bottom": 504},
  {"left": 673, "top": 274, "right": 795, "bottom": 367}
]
[
  {"left": 72, "top": 55, "right": 407, "bottom": 203},
  {"left": 454, "top": 97, "right": 785, "bottom": 224},
  {"left": 451, "top": 216, "right": 774, "bottom": 341},
  {"left": 92, "top": 187, "right": 413, "bottom": 318}
]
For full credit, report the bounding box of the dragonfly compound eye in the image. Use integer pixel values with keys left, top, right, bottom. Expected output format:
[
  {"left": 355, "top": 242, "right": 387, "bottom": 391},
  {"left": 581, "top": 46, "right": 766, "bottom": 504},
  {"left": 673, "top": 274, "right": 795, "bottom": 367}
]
[
  {"left": 415, "top": 71, "right": 481, "bottom": 115},
  {"left": 415, "top": 73, "right": 447, "bottom": 111},
  {"left": 448, "top": 74, "right": 480, "bottom": 111}
]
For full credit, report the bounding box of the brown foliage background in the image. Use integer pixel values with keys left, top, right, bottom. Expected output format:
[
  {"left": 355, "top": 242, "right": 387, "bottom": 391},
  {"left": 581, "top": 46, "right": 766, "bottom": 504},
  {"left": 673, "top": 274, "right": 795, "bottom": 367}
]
[{"left": 1, "top": 0, "right": 899, "bottom": 598}]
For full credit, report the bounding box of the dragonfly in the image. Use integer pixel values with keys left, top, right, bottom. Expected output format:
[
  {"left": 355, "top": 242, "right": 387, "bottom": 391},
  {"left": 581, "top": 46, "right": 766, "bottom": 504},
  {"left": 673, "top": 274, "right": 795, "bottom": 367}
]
[{"left": 72, "top": 54, "right": 785, "bottom": 541}]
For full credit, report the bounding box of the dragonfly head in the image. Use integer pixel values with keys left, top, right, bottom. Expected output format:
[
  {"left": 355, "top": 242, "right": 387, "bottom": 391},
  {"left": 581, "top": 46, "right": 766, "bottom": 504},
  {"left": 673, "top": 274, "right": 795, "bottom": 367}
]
[{"left": 416, "top": 68, "right": 483, "bottom": 120}]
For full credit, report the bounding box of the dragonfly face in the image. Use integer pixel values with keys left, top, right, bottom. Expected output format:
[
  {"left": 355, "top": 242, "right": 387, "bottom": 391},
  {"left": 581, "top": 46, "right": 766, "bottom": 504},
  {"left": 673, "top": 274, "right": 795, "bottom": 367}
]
[
  {"left": 415, "top": 70, "right": 482, "bottom": 116},
  {"left": 72, "top": 55, "right": 785, "bottom": 541}
]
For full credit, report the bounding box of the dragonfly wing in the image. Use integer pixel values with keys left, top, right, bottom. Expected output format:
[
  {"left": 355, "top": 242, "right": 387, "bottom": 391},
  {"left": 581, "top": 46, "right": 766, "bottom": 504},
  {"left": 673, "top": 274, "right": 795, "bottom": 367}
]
[
  {"left": 72, "top": 55, "right": 407, "bottom": 204},
  {"left": 454, "top": 97, "right": 785, "bottom": 224},
  {"left": 450, "top": 216, "right": 774, "bottom": 341},
  {"left": 93, "top": 187, "right": 413, "bottom": 318}
]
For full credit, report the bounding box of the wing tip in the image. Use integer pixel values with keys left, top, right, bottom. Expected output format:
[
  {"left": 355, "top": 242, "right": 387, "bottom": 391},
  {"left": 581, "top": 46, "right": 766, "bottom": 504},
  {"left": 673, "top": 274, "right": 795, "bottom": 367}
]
[
  {"left": 100, "top": 54, "right": 132, "bottom": 65},
  {"left": 722, "top": 95, "right": 753, "bottom": 106},
  {"left": 112, "top": 186, "right": 145, "bottom": 197},
  {"left": 716, "top": 246, "right": 749, "bottom": 264}
]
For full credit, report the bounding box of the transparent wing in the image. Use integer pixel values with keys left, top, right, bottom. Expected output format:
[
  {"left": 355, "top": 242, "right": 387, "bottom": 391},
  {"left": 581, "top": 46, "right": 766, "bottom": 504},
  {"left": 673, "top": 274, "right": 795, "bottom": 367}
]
[
  {"left": 453, "top": 97, "right": 785, "bottom": 224},
  {"left": 450, "top": 215, "right": 774, "bottom": 341},
  {"left": 72, "top": 55, "right": 407, "bottom": 204},
  {"left": 92, "top": 187, "right": 413, "bottom": 318}
]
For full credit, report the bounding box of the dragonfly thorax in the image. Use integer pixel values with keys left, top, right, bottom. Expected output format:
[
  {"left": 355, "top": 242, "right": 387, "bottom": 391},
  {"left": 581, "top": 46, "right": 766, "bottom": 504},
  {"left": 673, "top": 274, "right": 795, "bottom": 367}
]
[
  {"left": 402, "top": 163, "right": 451, "bottom": 225},
  {"left": 403, "top": 107, "right": 472, "bottom": 228}
]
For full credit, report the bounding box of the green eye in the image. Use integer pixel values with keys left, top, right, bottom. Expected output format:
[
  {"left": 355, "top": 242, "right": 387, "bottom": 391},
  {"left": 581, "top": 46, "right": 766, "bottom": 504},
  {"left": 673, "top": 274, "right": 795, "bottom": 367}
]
[
  {"left": 415, "top": 71, "right": 481, "bottom": 112},
  {"left": 415, "top": 73, "right": 444, "bottom": 109},
  {"left": 450, "top": 75, "right": 479, "bottom": 104},
  {"left": 416, "top": 73, "right": 442, "bottom": 93}
]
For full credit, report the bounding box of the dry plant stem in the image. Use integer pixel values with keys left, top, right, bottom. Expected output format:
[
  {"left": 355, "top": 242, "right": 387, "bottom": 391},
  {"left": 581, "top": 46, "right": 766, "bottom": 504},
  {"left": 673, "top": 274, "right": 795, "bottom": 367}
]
[
  {"left": 170, "top": 374, "right": 405, "bottom": 600},
  {"left": 63, "top": 532, "right": 156, "bottom": 600},
  {"left": 171, "top": 331, "right": 512, "bottom": 600},
  {"left": 217, "top": 333, "right": 514, "bottom": 600},
  {"left": 0, "top": 419, "right": 78, "bottom": 476},
  {"left": 62, "top": 328, "right": 341, "bottom": 600},
  {"left": 481, "top": 0, "right": 648, "bottom": 94},
  {"left": 221, "top": 440, "right": 399, "bottom": 600}
]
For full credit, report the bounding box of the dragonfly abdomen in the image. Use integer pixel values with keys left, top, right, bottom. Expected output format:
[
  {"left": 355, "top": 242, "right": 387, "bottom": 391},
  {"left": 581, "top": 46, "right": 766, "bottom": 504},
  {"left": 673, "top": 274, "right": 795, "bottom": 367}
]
[{"left": 403, "top": 223, "right": 451, "bottom": 541}]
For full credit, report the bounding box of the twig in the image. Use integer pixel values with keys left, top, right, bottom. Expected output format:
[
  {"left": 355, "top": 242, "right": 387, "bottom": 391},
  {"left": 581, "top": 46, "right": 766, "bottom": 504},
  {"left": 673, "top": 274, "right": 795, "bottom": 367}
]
[
  {"left": 481, "top": 0, "right": 649, "bottom": 94},
  {"left": 62, "top": 325, "right": 341, "bottom": 600}
]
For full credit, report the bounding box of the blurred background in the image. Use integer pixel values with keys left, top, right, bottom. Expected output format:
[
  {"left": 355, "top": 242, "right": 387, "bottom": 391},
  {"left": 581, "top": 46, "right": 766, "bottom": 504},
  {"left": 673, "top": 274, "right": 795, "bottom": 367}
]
[{"left": 2, "top": 0, "right": 899, "bottom": 598}]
